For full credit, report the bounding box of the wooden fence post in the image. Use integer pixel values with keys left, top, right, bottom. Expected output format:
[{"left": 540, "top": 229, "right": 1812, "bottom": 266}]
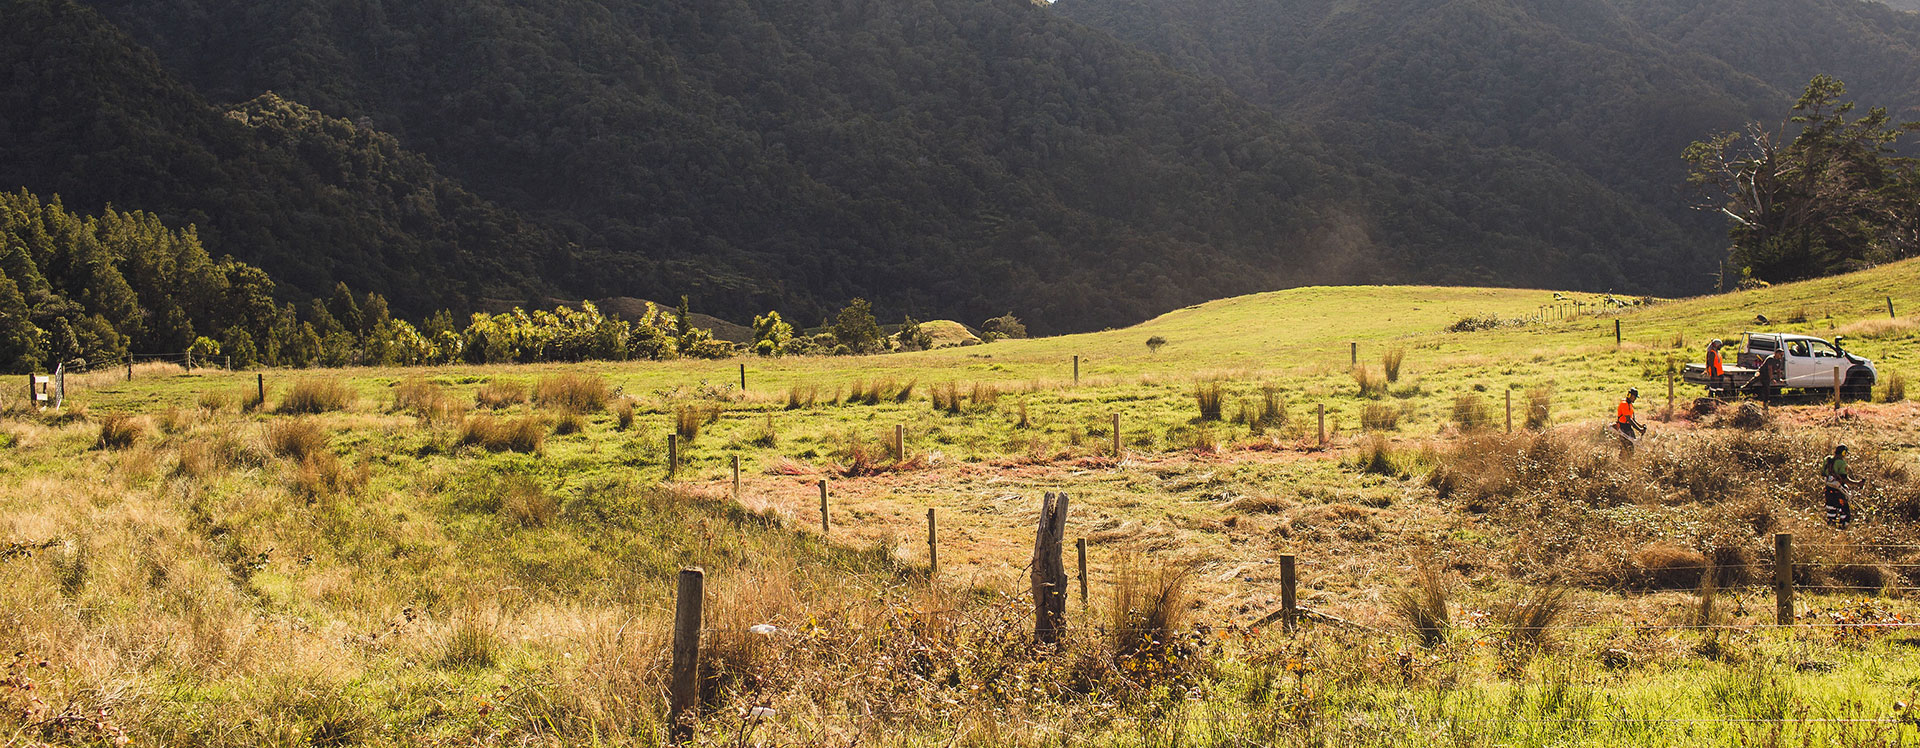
[
  {"left": 739, "top": 363, "right": 746, "bottom": 393},
  {"left": 1111, "top": 413, "right": 1121, "bottom": 458},
  {"left": 1317, "top": 404, "right": 1326, "bottom": 448},
  {"left": 1279, "top": 554, "right": 1297, "bottom": 633},
  {"left": 1076, "top": 537, "right": 1089, "bottom": 611},
  {"left": 818, "top": 479, "right": 830, "bottom": 534},
  {"left": 1774, "top": 533, "right": 1793, "bottom": 626},
  {"left": 1614, "top": 319, "right": 1622, "bottom": 347},
  {"left": 1667, "top": 369, "right": 1675, "bottom": 416},
  {"left": 731, "top": 455, "right": 741, "bottom": 498},
  {"left": 1349, "top": 341, "right": 1357, "bottom": 365},
  {"left": 257, "top": 373, "right": 266, "bottom": 407},
  {"left": 1833, "top": 366, "right": 1842, "bottom": 409},
  {"left": 1890, "top": 296, "right": 1897, "bottom": 319},
  {"left": 1505, "top": 390, "right": 1513, "bottom": 434},
  {"left": 927, "top": 508, "right": 938, "bottom": 578},
  {"left": 1073, "top": 355, "right": 1079, "bottom": 386},
  {"left": 669, "top": 567, "right": 704, "bottom": 744},
  {"left": 126, "top": 359, "right": 132, "bottom": 381},
  {"left": 1031, "top": 493, "right": 1069, "bottom": 644},
  {"left": 894, "top": 424, "right": 905, "bottom": 462},
  {"left": 668, "top": 434, "right": 678, "bottom": 481}
]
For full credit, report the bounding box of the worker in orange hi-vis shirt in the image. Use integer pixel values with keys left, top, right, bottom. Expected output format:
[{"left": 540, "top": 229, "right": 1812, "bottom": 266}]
[
  {"left": 1706, "top": 339, "right": 1726, "bottom": 379},
  {"left": 1613, "top": 387, "right": 1646, "bottom": 452}
]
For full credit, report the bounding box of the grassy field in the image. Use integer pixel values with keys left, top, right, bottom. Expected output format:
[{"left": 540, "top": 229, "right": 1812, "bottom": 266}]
[{"left": 6, "top": 260, "right": 1920, "bottom": 745}]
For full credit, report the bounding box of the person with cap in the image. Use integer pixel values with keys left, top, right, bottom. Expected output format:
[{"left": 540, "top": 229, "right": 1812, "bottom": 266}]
[
  {"left": 1821, "top": 445, "right": 1864, "bottom": 528},
  {"left": 1614, "top": 387, "right": 1646, "bottom": 451},
  {"left": 1706, "top": 339, "right": 1726, "bottom": 380},
  {"left": 1745, "top": 347, "right": 1786, "bottom": 405}
]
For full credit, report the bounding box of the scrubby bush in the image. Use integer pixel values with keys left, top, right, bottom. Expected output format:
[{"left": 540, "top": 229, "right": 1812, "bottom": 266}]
[{"left": 1145, "top": 335, "right": 1167, "bottom": 354}]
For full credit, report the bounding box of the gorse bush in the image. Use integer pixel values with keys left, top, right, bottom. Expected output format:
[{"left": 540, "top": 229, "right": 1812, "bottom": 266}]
[
  {"left": 277, "top": 379, "right": 356, "bottom": 414},
  {"left": 533, "top": 374, "right": 608, "bottom": 413}
]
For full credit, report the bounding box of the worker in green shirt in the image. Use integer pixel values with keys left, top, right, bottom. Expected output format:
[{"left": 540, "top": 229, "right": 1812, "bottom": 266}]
[{"left": 1821, "top": 445, "right": 1863, "bottom": 528}]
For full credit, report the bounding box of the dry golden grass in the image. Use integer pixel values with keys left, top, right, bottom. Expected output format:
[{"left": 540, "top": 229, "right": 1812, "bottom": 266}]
[
  {"left": 1388, "top": 564, "right": 1453, "bottom": 646},
  {"left": 614, "top": 398, "right": 636, "bottom": 430},
  {"left": 459, "top": 414, "right": 546, "bottom": 453},
  {"left": 266, "top": 419, "right": 328, "bottom": 461},
  {"left": 392, "top": 378, "right": 460, "bottom": 422},
  {"left": 533, "top": 373, "right": 609, "bottom": 413},
  {"left": 277, "top": 379, "right": 357, "bottom": 414},
  {"left": 94, "top": 414, "right": 147, "bottom": 450},
  {"left": 475, "top": 380, "right": 527, "bottom": 409}
]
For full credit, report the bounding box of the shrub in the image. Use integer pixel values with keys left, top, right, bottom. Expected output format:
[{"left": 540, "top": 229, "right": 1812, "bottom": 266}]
[
  {"left": 475, "top": 381, "right": 527, "bottom": 410},
  {"left": 1361, "top": 403, "right": 1400, "bottom": 431},
  {"left": 1451, "top": 394, "right": 1491, "bottom": 431},
  {"left": 267, "top": 420, "right": 328, "bottom": 460},
  {"left": 533, "top": 374, "right": 608, "bottom": 413},
  {"left": 95, "top": 414, "right": 147, "bottom": 450},
  {"left": 1145, "top": 335, "right": 1168, "bottom": 354},
  {"left": 1447, "top": 315, "right": 1503, "bottom": 332},
  {"left": 277, "top": 380, "right": 357, "bottom": 414},
  {"left": 1524, "top": 387, "right": 1552, "bottom": 430},
  {"left": 1388, "top": 564, "right": 1453, "bottom": 646},
  {"left": 1382, "top": 348, "right": 1406, "bottom": 382},
  {"left": 459, "top": 415, "right": 545, "bottom": 453},
  {"left": 1351, "top": 366, "right": 1386, "bottom": 398},
  {"left": 1194, "top": 381, "right": 1224, "bottom": 421}
]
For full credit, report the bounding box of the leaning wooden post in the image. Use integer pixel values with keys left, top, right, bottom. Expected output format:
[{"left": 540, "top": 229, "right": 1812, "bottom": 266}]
[
  {"left": 1279, "top": 554, "right": 1298, "bottom": 633},
  {"left": 927, "top": 508, "right": 938, "bottom": 578},
  {"left": 818, "top": 479, "right": 830, "bottom": 534},
  {"left": 894, "top": 424, "right": 905, "bottom": 462},
  {"left": 1774, "top": 533, "right": 1794, "bottom": 626},
  {"left": 668, "top": 567, "right": 704, "bottom": 744},
  {"left": 1076, "top": 537, "right": 1089, "bottom": 611},
  {"left": 1317, "top": 403, "right": 1326, "bottom": 448},
  {"left": 1031, "top": 492, "right": 1070, "bottom": 644},
  {"left": 1111, "top": 413, "right": 1121, "bottom": 458},
  {"left": 667, "top": 434, "right": 679, "bottom": 481},
  {"left": 1504, "top": 390, "right": 1513, "bottom": 434},
  {"left": 730, "top": 455, "right": 741, "bottom": 498},
  {"left": 1890, "top": 296, "right": 1897, "bottom": 319}
]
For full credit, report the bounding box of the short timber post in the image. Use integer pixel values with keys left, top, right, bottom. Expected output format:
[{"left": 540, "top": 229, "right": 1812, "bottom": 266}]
[
  {"left": 257, "top": 373, "right": 266, "bottom": 407},
  {"left": 1076, "top": 537, "right": 1089, "bottom": 611},
  {"left": 1031, "top": 492, "right": 1069, "bottom": 644},
  {"left": 1833, "top": 366, "right": 1842, "bottom": 409},
  {"left": 730, "top": 455, "right": 741, "bottom": 498},
  {"left": 894, "top": 424, "right": 905, "bottom": 462},
  {"left": 125, "top": 359, "right": 132, "bottom": 381},
  {"left": 1073, "top": 355, "right": 1079, "bottom": 386},
  {"left": 667, "top": 434, "right": 678, "bottom": 481},
  {"left": 1774, "top": 533, "right": 1793, "bottom": 626},
  {"left": 1890, "top": 296, "right": 1897, "bottom": 319},
  {"left": 927, "top": 508, "right": 938, "bottom": 578},
  {"left": 1111, "top": 413, "right": 1121, "bottom": 458},
  {"left": 669, "top": 567, "right": 704, "bottom": 744},
  {"left": 1279, "top": 554, "right": 1298, "bottom": 633},
  {"left": 1614, "top": 319, "right": 1622, "bottom": 347},
  {"left": 1505, "top": 390, "right": 1513, "bottom": 434},
  {"left": 1317, "top": 404, "right": 1326, "bottom": 449},
  {"left": 818, "top": 479, "right": 829, "bottom": 534},
  {"left": 739, "top": 363, "right": 746, "bottom": 392},
  {"left": 1349, "top": 341, "right": 1357, "bottom": 366}
]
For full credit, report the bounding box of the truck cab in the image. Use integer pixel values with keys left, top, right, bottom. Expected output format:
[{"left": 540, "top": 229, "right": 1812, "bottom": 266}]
[{"left": 1736, "top": 332, "right": 1877, "bottom": 396}]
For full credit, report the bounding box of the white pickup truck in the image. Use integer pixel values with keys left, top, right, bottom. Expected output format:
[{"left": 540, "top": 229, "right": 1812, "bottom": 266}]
[{"left": 1682, "top": 332, "right": 1877, "bottom": 400}]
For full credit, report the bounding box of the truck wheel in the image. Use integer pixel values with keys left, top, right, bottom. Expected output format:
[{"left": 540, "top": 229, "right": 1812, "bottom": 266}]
[{"left": 1842, "top": 373, "right": 1873, "bottom": 401}]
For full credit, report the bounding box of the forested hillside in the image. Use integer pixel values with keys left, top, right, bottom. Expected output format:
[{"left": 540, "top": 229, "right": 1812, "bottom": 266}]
[
  {"left": 0, "top": 0, "right": 569, "bottom": 317},
  {"left": 1053, "top": 0, "right": 1920, "bottom": 288},
  {"left": 59, "top": 0, "right": 1724, "bottom": 333}
]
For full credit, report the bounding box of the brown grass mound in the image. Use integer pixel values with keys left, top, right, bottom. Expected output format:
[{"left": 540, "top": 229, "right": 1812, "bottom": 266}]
[
  {"left": 277, "top": 379, "right": 357, "bottom": 414},
  {"left": 475, "top": 381, "right": 527, "bottom": 410},
  {"left": 95, "top": 414, "right": 147, "bottom": 450},
  {"left": 533, "top": 374, "right": 609, "bottom": 413},
  {"left": 1630, "top": 543, "right": 1706, "bottom": 589},
  {"left": 267, "top": 420, "right": 329, "bottom": 461},
  {"left": 459, "top": 415, "right": 546, "bottom": 453}
]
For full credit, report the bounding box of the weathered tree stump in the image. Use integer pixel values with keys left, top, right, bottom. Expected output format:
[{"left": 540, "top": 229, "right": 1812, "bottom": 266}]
[{"left": 1031, "top": 492, "right": 1070, "bottom": 645}]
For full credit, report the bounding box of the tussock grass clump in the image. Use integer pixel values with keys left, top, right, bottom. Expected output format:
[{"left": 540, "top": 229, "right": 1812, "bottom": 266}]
[
  {"left": 553, "top": 411, "right": 586, "bottom": 435},
  {"left": 442, "top": 617, "right": 499, "bottom": 669},
  {"left": 969, "top": 382, "right": 999, "bottom": 409},
  {"left": 1524, "top": 387, "right": 1552, "bottom": 430},
  {"left": 1880, "top": 371, "right": 1907, "bottom": 403},
  {"left": 1015, "top": 399, "right": 1031, "bottom": 430},
  {"left": 267, "top": 419, "right": 328, "bottom": 460},
  {"left": 1194, "top": 381, "right": 1224, "bottom": 421},
  {"left": 931, "top": 382, "right": 963, "bottom": 414},
  {"left": 893, "top": 380, "right": 917, "bottom": 403},
  {"left": 94, "top": 414, "right": 147, "bottom": 450},
  {"left": 1492, "top": 585, "right": 1570, "bottom": 648},
  {"left": 499, "top": 477, "right": 559, "bottom": 528},
  {"left": 1108, "top": 555, "right": 1194, "bottom": 659},
  {"left": 614, "top": 398, "right": 636, "bottom": 430},
  {"left": 1451, "top": 393, "right": 1491, "bottom": 431},
  {"left": 1389, "top": 564, "right": 1453, "bottom": 647},
  {"left": 277, "top": 379, "right": 356, "bottom": 414},
  {"left": 533, "top": 374, "right": 609, "bottom": 413},
  {"left": 785, "top": 384, "right": 817, "bottom": 410},
  {"left": 475, "top": 380, "right": 527, "bottom": 409},
  {"left": 748, "top": 414, "right": 777, "bottom": 447},
  {"left": 293, "top": 453, "right": 367, "bottom": 502},
  {"left": 1361, "top": 403, "right": 1400, "bottom": 431},
  {"left": 674, "top": 405, "right": 713, "bottom": 442},
  {"left": 1382, "top": 348, "right": 1406, "bottom": 382},
  {"left": 460, "top": 415, "right": 546, "bottom": 453},
  {"left": 196, "top": 390, "right": 231, "bottom": 412},
  {"left": 1630, "top": 543, "right": 1706, "bottom": 589},
  {"left": 392, "top": 378, "right": 460, "bottom": 422},
  {"left": 156, "top": 407, "right": 190, "bottom": 435},
  {"left": 1351, "top": 366, "right": 1386, "bottom": 398}
]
